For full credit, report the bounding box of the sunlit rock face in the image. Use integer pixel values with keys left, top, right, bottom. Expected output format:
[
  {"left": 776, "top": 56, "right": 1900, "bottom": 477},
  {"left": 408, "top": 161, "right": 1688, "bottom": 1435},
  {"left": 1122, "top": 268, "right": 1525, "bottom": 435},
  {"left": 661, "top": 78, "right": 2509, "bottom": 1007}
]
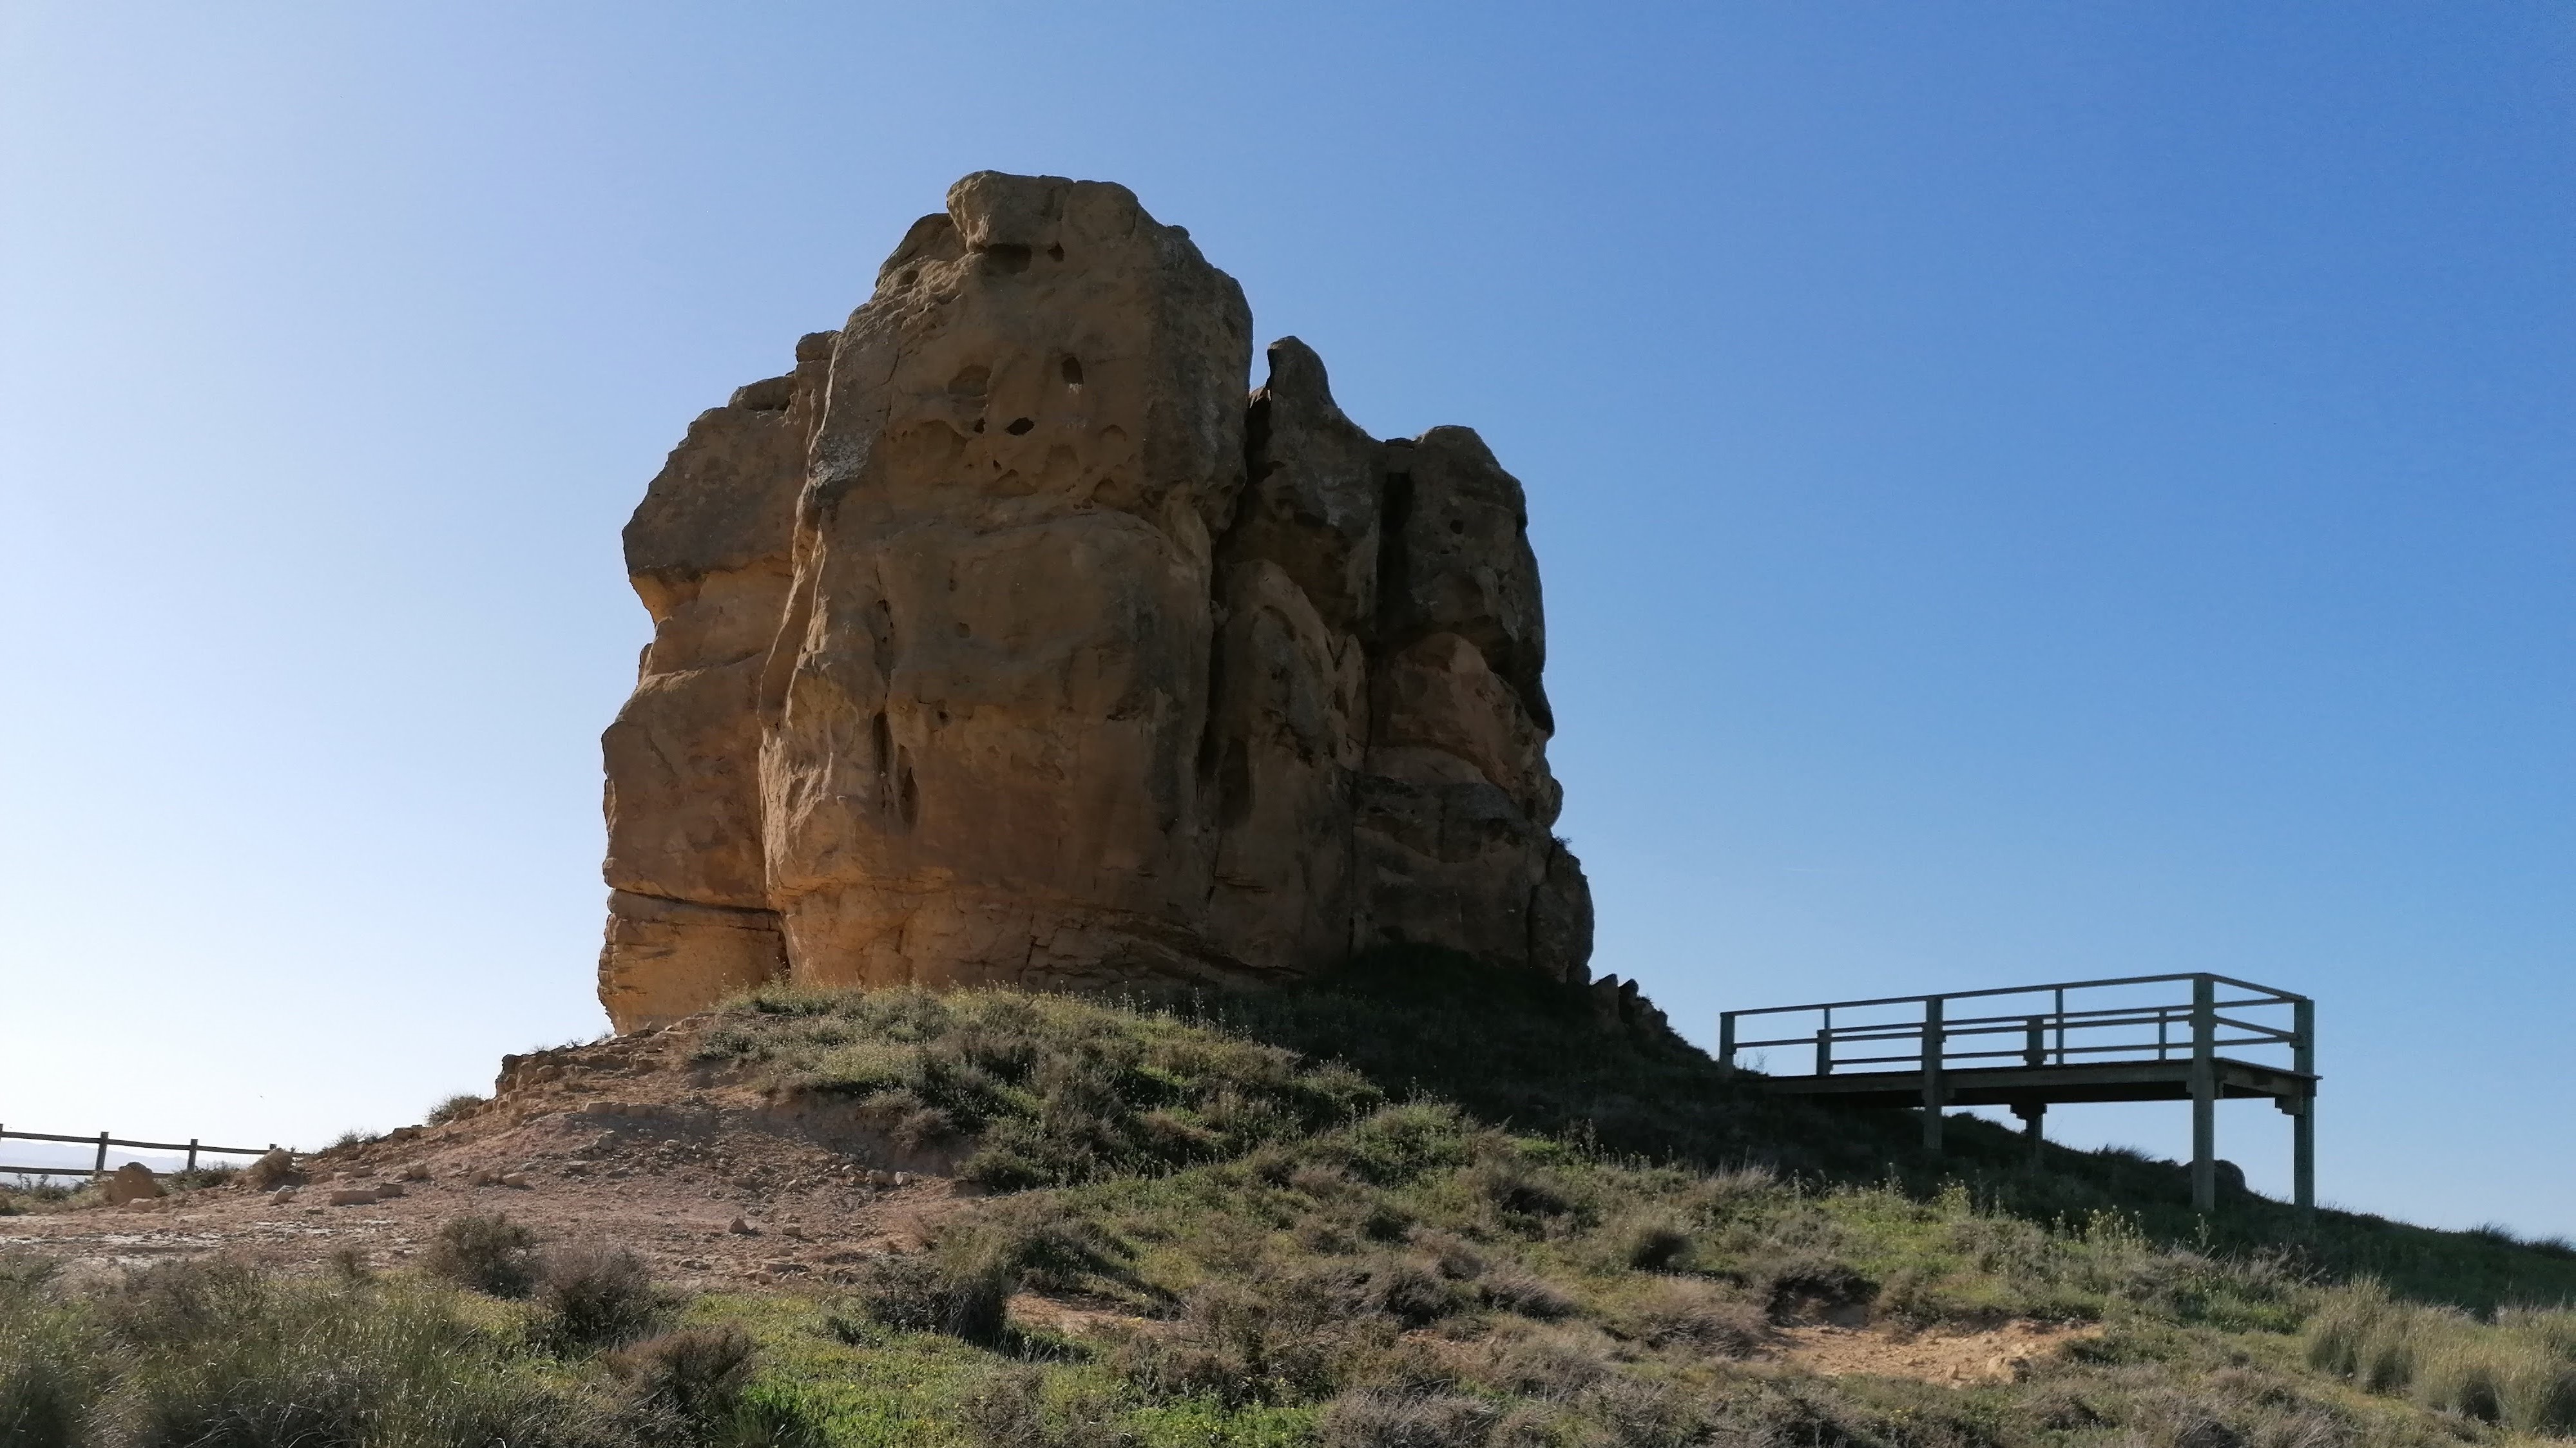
[{"left": 599, "top": 171, "right": 1589, "bottom": 1032}]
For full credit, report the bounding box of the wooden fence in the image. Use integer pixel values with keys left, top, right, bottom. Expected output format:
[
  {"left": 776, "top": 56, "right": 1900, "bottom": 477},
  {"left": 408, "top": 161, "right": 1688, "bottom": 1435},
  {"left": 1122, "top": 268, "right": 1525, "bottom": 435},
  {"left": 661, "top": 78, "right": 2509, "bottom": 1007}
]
[{"left": 0, "top": 1125, "right": 278, "bottom": 1181}]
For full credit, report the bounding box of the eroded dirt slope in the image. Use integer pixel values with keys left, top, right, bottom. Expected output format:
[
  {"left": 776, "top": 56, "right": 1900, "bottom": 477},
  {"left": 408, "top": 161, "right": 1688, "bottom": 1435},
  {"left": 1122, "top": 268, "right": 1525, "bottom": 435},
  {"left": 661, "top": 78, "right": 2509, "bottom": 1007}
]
[{"left": 0, "top": 1021, "right": 971, "bottom": 1290}]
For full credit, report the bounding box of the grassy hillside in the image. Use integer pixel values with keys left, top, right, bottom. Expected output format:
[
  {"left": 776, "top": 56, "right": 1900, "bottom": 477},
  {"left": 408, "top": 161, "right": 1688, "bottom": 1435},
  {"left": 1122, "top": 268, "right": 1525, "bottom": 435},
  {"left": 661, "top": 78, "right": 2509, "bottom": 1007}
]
[{"left": 8, "top": 955, "right": 2575, "bottom": 1447}]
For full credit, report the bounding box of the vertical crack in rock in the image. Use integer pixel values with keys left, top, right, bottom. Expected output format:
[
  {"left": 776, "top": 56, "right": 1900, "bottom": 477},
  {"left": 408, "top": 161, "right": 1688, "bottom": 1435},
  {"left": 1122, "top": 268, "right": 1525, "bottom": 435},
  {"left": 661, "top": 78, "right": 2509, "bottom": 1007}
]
[{"left": 598, "top": 171, "right": 1590, "bottom": 1031}]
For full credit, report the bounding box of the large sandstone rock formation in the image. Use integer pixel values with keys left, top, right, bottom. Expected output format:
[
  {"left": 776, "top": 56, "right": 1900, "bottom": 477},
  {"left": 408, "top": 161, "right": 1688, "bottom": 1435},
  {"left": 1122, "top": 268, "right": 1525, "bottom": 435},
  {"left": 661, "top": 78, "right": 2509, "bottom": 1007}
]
[{"left": 599, "top": 172, "right": 1590, "bottom": 1031}]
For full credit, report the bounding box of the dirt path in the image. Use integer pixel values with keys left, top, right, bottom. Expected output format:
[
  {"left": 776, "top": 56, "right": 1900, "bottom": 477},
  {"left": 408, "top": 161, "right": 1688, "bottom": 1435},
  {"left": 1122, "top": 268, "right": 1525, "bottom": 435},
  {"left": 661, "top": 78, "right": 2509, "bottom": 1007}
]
[{"left": 0, "top": 1028, "right": 970, "bottom": 1290}]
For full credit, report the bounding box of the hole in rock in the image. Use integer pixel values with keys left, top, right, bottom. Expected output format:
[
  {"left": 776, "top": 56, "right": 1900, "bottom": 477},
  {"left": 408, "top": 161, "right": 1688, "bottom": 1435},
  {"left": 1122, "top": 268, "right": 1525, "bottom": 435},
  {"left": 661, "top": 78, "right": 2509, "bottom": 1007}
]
[
  {"left": 1059, "top": 356, "right": 1084, "bottom": 387},
  {"left": 870, "top": 711, "right": 891, "bottom": 780},
  {"left": 897, "top": 759, "right": 919, "bottom": 827},
  {"left": 1005, "top": 417, "right": 1035, "bottom": 435},
  {"left": 1046, "top": 243, "right": 1064, "bottom": 262},
  {"left": 971, "top": 417, "right": 986, "bottom": 433},
  {"left": 983, "top": 244, "right": 1032, "bottom": 274},
  {"left": 947, "top": 364, "right": 989, "bottom": 397},
  {"left": 1448, "top": 518, "right": 1466, "bottom": 535}
]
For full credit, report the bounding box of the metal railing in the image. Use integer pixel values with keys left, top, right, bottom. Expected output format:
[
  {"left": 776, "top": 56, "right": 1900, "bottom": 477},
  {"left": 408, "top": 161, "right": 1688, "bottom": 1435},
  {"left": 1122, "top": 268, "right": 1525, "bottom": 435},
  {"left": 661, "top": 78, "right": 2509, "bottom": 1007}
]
[
  {"left": 0, "top": 1125, "right": 276, "bottom": 1181},
  {"left": 1717, "top": 972, "right": 2311, "bottom": 1081}
]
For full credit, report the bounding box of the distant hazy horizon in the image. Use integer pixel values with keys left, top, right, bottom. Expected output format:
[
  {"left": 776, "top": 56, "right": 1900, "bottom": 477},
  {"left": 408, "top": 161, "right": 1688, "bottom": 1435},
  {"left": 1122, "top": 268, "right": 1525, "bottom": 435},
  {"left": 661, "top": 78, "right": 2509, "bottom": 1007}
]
[{"left": 3, "top": 4, "right": 2568, "bottom": 1239}]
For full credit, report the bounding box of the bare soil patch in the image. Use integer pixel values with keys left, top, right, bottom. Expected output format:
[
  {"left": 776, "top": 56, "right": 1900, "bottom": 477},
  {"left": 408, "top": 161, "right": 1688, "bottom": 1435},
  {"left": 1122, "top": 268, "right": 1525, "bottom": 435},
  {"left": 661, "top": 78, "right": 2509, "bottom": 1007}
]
[
  {"left": 1771, "top": 1319, "right": 2100, "bottom": 1384},
  {"left": 0, "top": 1024, "right": 970, "bottom": 1290}
]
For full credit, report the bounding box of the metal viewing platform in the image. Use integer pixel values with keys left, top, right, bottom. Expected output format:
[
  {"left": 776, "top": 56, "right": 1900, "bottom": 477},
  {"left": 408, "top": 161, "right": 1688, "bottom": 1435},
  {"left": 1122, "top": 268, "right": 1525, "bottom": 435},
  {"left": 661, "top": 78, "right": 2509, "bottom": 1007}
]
[{"left": 1719, "top": 973, "right": 2315, "bottom": 1214}]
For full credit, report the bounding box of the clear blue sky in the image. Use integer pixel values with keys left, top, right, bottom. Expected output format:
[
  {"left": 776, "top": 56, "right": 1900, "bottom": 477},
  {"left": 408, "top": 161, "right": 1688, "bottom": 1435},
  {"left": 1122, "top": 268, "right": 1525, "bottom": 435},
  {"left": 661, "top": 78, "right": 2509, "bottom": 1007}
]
[{"left": 3, "top": 5, "right": 2568, "bottom": 1236}]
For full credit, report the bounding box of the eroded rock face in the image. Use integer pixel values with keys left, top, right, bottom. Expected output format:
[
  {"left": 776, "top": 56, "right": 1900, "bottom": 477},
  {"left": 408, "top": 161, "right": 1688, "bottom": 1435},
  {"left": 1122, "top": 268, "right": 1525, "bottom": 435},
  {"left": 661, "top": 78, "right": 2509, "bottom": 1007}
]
[{"left": 599, "top": 172, "right": 1590, "bottom": 1031}]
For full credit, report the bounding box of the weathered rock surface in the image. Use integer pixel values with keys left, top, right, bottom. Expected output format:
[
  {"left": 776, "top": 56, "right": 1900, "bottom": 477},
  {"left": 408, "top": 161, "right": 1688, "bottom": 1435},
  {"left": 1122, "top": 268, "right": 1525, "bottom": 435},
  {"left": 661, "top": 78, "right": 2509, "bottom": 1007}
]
[
  {"left": 103, "top": 1163, "right": 162, "bottom": 1205},
  {"left": 599, "top": 172, "right": 1591, "bottom": 1031}
]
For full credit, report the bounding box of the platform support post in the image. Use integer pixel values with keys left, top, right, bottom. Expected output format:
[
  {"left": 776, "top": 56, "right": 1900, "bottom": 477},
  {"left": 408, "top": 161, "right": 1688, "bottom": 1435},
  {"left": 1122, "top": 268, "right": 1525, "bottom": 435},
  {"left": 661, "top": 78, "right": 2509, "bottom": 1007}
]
[
  {"left": 1717, "top": 1013, "right": 1736, "bottom": 1080},
  {"left": 92, "top": 1132, "right": 109, "bottom": 1181},
  {"left": 2189, "top": 976, "right": 2216, "bottom": 1214},
  {"left": 1921, "top": 996, "right": 1945, "bottom": 1152},
  {"left": 2292, "top": 996, "right": 2315, "bottom": 1214},
  {"left": 2011, "top": 1101, "right": 2045, "bottom": 1167}
]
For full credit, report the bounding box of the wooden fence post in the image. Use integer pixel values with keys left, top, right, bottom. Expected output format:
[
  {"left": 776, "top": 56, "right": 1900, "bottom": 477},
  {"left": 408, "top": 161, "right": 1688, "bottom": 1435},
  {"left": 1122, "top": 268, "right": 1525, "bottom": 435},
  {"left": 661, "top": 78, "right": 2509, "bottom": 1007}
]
[
  {"left": 1922, "top": 996, "right": 1946, "bottom": 1152},
  {"left": 2190, "top": 977, "right": 2216, "bottom": 1214},
  {"left": 2293, "top": 997, "right": 2316, "bottom": 1213},
  {"left": 91, "top": 1132, "right": 108, "bottom": 1181}
]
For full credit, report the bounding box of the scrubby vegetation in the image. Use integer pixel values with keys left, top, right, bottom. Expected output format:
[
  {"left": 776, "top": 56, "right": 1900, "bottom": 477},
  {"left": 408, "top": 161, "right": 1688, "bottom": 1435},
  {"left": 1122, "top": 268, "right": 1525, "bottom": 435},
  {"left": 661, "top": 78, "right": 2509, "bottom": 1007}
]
[
  {"left": 693, "top": 986, "right": 1382, "bottom": 1188},
  {"left": 672, "top": 956, "right": 2576, "bottom": 1443},
  {"left": 428, "top": 1092, "right": 491, "bottom": 1127},
  {"left": 10, "top": 954, "right": 2576, "bottom": 1445},
  {"left": 425, "top": 1211, "right": 543, "bottom": 1299},
  {"left": 700, "top": 954, "right": 2576, "bottom": 1311},
  {"left": 0, "top": 1247, "right": 815, "bottom": 1447},
  {"left": 2308, "top": 1279, "right": 2576, "bottom": 1434}
]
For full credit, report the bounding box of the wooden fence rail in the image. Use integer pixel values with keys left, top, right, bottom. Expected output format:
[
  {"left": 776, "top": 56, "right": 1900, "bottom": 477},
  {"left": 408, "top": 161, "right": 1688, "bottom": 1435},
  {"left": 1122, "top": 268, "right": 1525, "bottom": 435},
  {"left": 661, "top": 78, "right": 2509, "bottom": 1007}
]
[{"left": 0, "top": 1125, "right": 277, "bottom": 1181}]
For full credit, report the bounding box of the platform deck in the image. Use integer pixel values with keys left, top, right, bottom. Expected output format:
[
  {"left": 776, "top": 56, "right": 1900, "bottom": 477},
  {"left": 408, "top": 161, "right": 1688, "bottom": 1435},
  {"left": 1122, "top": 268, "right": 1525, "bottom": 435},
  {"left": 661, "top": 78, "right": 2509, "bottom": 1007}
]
[{"left": 1719, "top": 972, "right": 2316, "bottom": 1213}]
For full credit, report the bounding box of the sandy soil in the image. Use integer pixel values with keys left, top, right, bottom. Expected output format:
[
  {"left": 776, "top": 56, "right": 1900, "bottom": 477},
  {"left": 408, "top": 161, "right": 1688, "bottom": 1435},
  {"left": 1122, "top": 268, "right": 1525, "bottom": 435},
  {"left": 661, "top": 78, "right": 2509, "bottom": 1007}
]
[{"left": 1772, "top": 1319, "right": 2100, "bottom": 1384}]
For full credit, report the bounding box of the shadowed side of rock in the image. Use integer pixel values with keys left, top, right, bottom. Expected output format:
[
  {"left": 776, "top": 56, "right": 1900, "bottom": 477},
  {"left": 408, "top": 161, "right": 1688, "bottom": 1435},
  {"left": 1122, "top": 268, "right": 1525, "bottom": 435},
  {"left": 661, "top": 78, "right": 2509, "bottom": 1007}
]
[
  {"left": 598, "top": 334, "right": 833, "bottom": 1028},
  {"left": 598, "top": 171, "right": 1591, "bottom": 1031}
]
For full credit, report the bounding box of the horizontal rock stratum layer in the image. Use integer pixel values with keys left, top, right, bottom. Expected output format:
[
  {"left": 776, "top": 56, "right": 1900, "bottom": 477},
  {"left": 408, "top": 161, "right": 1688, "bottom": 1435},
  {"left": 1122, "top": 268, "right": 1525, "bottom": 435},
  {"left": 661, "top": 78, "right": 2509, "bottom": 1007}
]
[{"left": 599, "top": 171, "right": 1590, "bottom": 1031}]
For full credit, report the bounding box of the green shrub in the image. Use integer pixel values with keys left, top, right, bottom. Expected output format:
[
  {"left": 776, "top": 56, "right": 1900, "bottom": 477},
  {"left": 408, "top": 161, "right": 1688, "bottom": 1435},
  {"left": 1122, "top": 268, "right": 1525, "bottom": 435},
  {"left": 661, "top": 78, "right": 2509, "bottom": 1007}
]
[
  {"left": 164, "top": 1165, "right": 238, "bottom": 1193},
  {"left": 1579, "top": 1375, "right": 1713, "bottom": 1448},
  {"left": 1318, "top": 1389, "right": 1498, "bottom": 1448},
  {"left": 959, "top": 1366, "right": 1138, "bottom": 1448},
  {"left": 2306, "top": 1279, "right": 2405, "bottom": 1382},
  {"left": 1108, "top": 1276, "right": 1361, "bottom": 1408},
  {"left": 100, "top": 1259, "right": 264, "bottom": 1347},
  {"left": 1481, "top": 1323, "right": 1618, "bottom": 1400},
  {"left": 0, "top": 1294, "right": 100, "bottom": 1448},
  {"left": 1610, "top": 1214, "right": 1695, "bottom": 1272},
  {"left": 237, "top": 1150, "right": 302, "bottom": 1190},
  {"left": 1624, "top": 1279, "right": 1765, "bottom": 1356},
  {"left": 0, "top": 1252, "right": 62, "bottom": 1294},
  {"left": 426, "top": 1092, "right": 488, "bottom": 1127},
  {"left": 92, "top": 1268, "right": 601, "bottom": 1447},
  {"left": 2306, "top": 1281, "right": 2576, "bottom": 1434},
  {"left": 610, "top": 1325, "right": 757, "bottom": 1431},
  {"left": 1477, "top": 1264, "right": 1577, "bottom": 1320},
  {"left": 1462, "top": 1154, "right": 1580, "bottom": 1227},
  {"left": 852, "top": 1253, "right": 1012, "bottom": 1346},
  {"left": 424, "top": 1213, "right": 541, "bottom": 1299},
  {"left": 535, "top": 1244, "right": 660, "bottom": 1351}
]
